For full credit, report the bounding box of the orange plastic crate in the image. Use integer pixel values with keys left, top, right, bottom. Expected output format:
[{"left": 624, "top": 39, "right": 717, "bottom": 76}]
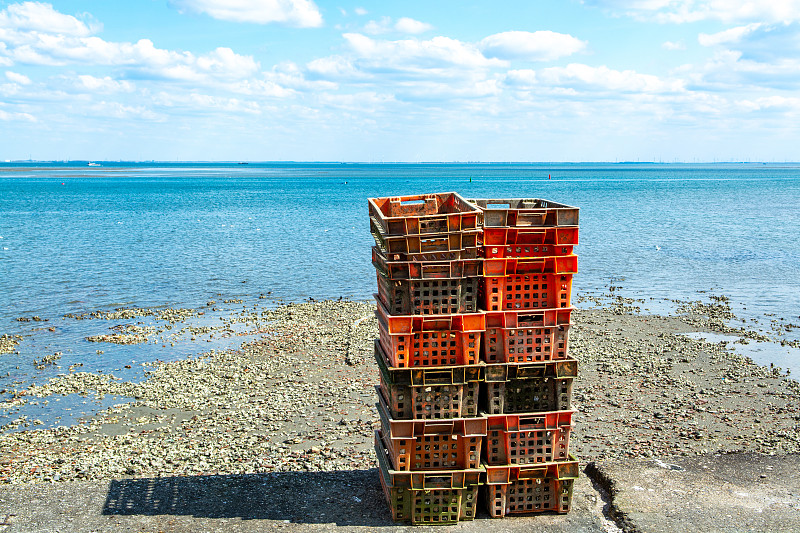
[
  {"left": 378, "top": 395, "right": 487, "bottom": 471},
  {"left": 376, "top": 297, "right": 484, "bottom": 368},
  {"left": 484, "top": 308, "right": 572, "bottom": 363},
  {"left": 482, "top": 359, "right": 577, "bottom": 415},
  {"left": 468, "top": 198, "right": 579, "bottom": 228},
  {"left": 484, "top": 458, "right": 579, "bottom": 517},
  {"left": 483, "top": 227, "right": 578, "bottom": 259},
  {"left": 376, "top": 271, "right": 480, "bottom": 316},
  {"left": 484, "top": 410, "right": 574, "bottom": 466},
  {"left": 373, "top": 246, "right": 483, "bottom": 280},
  {"left": 482, "top": 257, "right": 577, "bottom": 312},
  {"left": 369, "top": 193, "right": 481, "bottom": 236}
]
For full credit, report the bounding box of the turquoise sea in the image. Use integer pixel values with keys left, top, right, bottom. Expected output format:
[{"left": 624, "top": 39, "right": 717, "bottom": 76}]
[{"left": 1, "top": 162, "right": 799, "bottom": 425}]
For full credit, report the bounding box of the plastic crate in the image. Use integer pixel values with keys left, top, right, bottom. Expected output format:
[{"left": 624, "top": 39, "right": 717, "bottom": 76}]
[
  {"left": 373, "top": 246, "right": 483, "bottom": 280},
  {"left": 482, "top": 359, "right": 577, "bottom": 414},
  {"left": 376, "top": 297, "right": 484, "bottom": 368},
  {"left": 376, "top": 271, "right": 480, "bottom": 316},
  {"left": 378, "top": 395, "right": 487, "bottom": 470},
  {"left": 482, "top": 257, "right": 577, "bottom": 312},
  {"left": 371, "top": 218, "right": 482, "bottom": 256},
  {"left": 376, "top": 341, "right": 482, "bottom": 420},
  {"left": 483, "top": 227, "right": 578, "bottom": 259},
  {"left": 468, "top": 198, "right": 579, "bottom": 228},
  {"left": 376, "top": 430, "right": 482, "bottom": 525},
  {"left": 484, "top": 308, "right": 572, "bottom": 363},
  {"left": 483, "top": 458, "right": 579, "bottom": 517},
  {"left": 484, "top": 410, "right": 574, "bottom": 465},
  {"left": 369, "top": 193, "right": 481, "bottom": 236}
]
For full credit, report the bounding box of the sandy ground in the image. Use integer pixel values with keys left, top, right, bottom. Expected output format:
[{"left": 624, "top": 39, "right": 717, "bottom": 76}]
[{"left": 1, "top": 295, "right": 799, "bottom": 530}]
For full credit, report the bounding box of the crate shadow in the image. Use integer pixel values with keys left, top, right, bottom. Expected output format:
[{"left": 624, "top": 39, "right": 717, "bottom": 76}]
[{"left": 102, "top": 468, "right": 394, "bottom": 527}]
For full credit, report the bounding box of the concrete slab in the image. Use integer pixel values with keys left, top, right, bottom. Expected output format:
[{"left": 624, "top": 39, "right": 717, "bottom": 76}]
[
  {"left": 591, "top": 453, "right": 800, "bottom": 533},
  {"left": 0, "top": 468, "right": 613, "bottom": 532}
]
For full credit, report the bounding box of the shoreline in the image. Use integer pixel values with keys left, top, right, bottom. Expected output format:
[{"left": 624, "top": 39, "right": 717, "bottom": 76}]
[{"left": 0, "top": 296, "right": 798, "bottom": 484}]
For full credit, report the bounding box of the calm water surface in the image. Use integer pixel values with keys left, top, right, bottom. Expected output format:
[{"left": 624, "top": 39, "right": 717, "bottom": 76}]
[{"left": 1, "top": 162, "right": 799, "bottom": 424}]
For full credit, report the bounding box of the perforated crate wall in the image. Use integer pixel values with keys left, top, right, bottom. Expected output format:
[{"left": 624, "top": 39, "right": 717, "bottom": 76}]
[
  {"left": 482, "top": 377, "right": 573, "bottom": 414},
  {"left": 485, "top": 411, "right": 574, "bottom": 465},
  {"left": 373, "top": 246, "right": 482, "bottom": 280},
  {"left": 376, "top": 298, "right": 484, "bottom": 368},
  {"left": 369, "top": 193, "right": 481, "bottom": 236},
  {"left": 484, "top": 309, "right": 572, "bottom": 364},
  {"left": 379, "top": 379, "right": 480, "bottom": 420},
  {"left": 376, "top": 430, "right": 482, "bottom": 525},
  {"left": 485, "top": 476, "right": 574, "bottom": 517},
  {"left": 467, "top": 198, "right": 579, "bottom": 228},
  {"left": 378, "top": 396, "right": 486, "bottom": 470},
  {"left": 483, "top": 460, "right": 578, "bottom": 518},
  {"left": 483, "top": 273, "right": 573, "bottom": 312},
  {"left": 377, "top": 272, "right": 480, "bottom": 316},
  {"left": 371, "top": 218, "right": 481, "bottom": 256},
  {"left": 483, "top": 227, "right": 578, "bottom": 259}
]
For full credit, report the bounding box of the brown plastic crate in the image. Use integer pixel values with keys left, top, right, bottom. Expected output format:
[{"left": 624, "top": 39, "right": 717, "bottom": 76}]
[
  {"left": 484, "top": 410, "right": 574, "bottom": 465},
  {"left": 376, "top": 297, "right": 484, "bottom": 368},
  {"left": 378, "top": 395, "right": 487, "bottom": 471},
  {"left": 376, "top": 340, "right": 482, "bottom": 420},
  {"left": 371, "top": 218, "right": 481, "bottom": 256},
  {"left": 376, "top": 430, "right": 482, "bottom": 525},
  {"left": 483, "top": 458, "right": 579, "bottom": 517},
  {"left": 369, "top": 193, "right": 481, "bottom": 236},
  {"left": 373, "top": 246, "right": 483, "bottom": 280},
  {"left": 482, "top": 359, "right": 577, "bottom": 414},
  {"left": 376, "top": 271, "right": 480, "bottom": 316},
  {"left": 468, "top": 198, "right": 579, "bottom": 228},
  {"left": 483, "top": 308, "right": 572, "bottom": 363}
]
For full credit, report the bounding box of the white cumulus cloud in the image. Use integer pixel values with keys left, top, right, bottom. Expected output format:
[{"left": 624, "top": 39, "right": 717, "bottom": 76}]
[
  {"left": 169, "top": 0, "right": 323, "bottom": 27},
  {"left": 5, "top": 70, "right": 31, "bottom": 84},
  {"left": 343, "top": 33, "right": 505, "bottom": 71},
  {"left": 585, "top": 0, "right": 800, "bottom": 24},
  {"left": 364, "top": 16, "right": 433, "bottom": 35},
  {"left": 0, "top": 2, "right": 95, "bottom": 36},
  {"left": 534, "top": 63, "right": 685, "bottom": 93},
  {"left": 395, "top": 18, "right": 433, "bottom": 34},
  {"left": 479, "top": 31, "right": 586, "bottom": 61},
  {"left": 662, "top": 40, "right": 686, "bottom": 50},
  {"left": 77, "top": 75, "right": 134, "bottom": 92},
  {"left": 699, "top": 23, "right": 763, "bottom": 46}
]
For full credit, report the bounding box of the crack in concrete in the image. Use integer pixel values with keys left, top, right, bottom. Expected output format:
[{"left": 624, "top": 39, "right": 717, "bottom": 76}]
[{"left": 584, "top": 462, "right": 631, "bottom": 533}]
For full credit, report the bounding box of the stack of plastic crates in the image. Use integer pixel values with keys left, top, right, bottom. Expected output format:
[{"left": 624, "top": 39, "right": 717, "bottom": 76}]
[
  {"left": 370, "top": 193, "right": 488, "bottom": 525},
  {"left": 471, "top": 198, "right": 581, "bottom": 518}
]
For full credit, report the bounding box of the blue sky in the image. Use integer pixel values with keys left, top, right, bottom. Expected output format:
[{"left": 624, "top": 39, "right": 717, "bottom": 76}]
[{"left": 1, "top": 0, "right": 799, "bottom": 161}]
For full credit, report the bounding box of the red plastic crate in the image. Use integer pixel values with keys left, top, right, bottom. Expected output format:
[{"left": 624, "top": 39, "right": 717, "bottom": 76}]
[
  {"left": 484, "top": 458, "right": 579, "bottom": 517},
  {"left": 378, "top": 395, "right": 487, "bottom": 471},
  {"left": 468, "top": 198, "right": 579, "bottom": 228},
  {"left": 483, "top": 227, "right": 578, "bottom": 259},
  {"left": 373, "top": 246, "right": 482, "bottom": 280},
  {"left": 376, "top": 271, "right": 480, "bottom": 316},
  {"left": 484, "top": 410, "right": 574, "bottom": 465},
  {"left": 482, "top": 257, "right": 576, "bottom": 312},
  {"left": 482, "top": 359, "right": 577, "bottom": 414},
  {"left": 369, "top": 193, "right": 481, "bottom": 236},
  {"left": 376, "top": 297, "right": 484, "bottom": 368},
  {"left": 371, "top": 218, "right": 481, "bottom": 256},
  {"left": 483, "top": 308, "right": 572, "bottom": 363},
  {"left": 376, "top": 430, "right": 482, "bottom": 525}
]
